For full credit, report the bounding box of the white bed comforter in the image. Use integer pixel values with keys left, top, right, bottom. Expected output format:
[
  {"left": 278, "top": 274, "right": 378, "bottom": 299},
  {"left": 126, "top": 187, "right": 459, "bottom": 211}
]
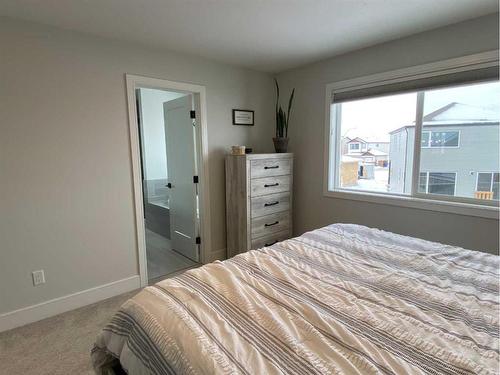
[{"left": 92, "top": 224, "right": 499, "bottom": 374}]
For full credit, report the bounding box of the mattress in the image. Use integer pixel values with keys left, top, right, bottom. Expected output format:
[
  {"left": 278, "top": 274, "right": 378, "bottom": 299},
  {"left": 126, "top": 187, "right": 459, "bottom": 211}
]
[{"left": 92, "top": 224, "right": 499, "bottom": 374}]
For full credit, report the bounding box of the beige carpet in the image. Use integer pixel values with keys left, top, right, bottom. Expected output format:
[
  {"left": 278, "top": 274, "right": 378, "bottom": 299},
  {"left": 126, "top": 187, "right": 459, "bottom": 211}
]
[
  {"left": 0, "top": 265, "right": 199, "bottom": 375},
  {"left": 0, "top": 290, "right": 138, "bottom": 375}
]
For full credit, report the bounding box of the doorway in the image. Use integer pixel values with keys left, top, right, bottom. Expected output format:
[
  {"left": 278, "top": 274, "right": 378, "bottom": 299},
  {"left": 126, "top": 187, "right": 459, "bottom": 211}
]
[{"left": 126, "top": 75, "right": 211, "bottom": 286}]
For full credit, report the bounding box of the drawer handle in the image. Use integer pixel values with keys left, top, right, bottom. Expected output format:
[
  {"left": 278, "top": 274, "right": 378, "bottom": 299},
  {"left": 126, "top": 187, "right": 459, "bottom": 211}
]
[
  {"left": 265, "top": 240, "right": 278, "bottom": 246},
  {"left": 264, "top": 183, "right": 279, "bottom": 187},
  {"left": 264, "top": 165, "right": 279, "bottom": 169},
  {"left": 264, "top": 201, "right": 279, "bottom": 207},
  {"left": 265, "top": 221, "right": 279, "bottom": 227}
]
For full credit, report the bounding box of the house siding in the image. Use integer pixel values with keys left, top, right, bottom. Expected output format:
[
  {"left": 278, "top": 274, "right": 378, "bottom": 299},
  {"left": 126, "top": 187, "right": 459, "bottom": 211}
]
[{"left": 389, "top": 123, "right": 499, "bottom": 197}]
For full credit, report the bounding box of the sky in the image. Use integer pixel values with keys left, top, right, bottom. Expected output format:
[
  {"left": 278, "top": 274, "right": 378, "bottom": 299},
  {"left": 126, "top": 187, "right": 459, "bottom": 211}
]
[{"left": 338, "top": 81, "right": 500, "bottom": 142}]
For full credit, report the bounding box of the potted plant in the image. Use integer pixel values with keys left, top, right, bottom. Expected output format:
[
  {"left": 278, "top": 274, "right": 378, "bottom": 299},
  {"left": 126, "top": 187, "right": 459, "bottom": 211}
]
[{"left": 273, "top": 79, "right": 295, "bottom": 153}]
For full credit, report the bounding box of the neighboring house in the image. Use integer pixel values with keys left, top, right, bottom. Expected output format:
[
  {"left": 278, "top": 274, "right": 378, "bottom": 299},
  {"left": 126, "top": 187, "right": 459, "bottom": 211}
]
[
  {"left": 343, "top": 136, "right": 389, "bottom": 167},
  {"left": 361, "top": 148, "right": 389, "bottom": 167},
  {"left": 346, "top": 137, "right": 368, "bottom": 154},
  {"left": 366, "top": 141, "right": 390, "bottom": 154},
  {"left": 389, "top": 102, "right": 499, "bottom": 199},
  {"left": 344, "top": 136, "right": 390, "bottom": 155}
]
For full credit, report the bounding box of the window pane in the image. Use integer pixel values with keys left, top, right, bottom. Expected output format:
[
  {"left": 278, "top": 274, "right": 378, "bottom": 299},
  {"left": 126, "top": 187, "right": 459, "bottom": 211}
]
[
  {"left": 418, "top": 172, "right": 427, "bottom": 193},
  {"left": 430, "top": 131, "right": 459, "bottom": 147},
  {"left": 332, "top": 92, "right": 417, "bottom": 194},
  {"left": 418, "top": 81, "right": 500, "bottom": 200},
  {"left": 428, "top": 173, "right": 456, "bottom": 195},
  {"left": 421, "top": 132, "right": 430, "bottom": 147},
  {"left": 477, "top": 172, "right": 492, "bottom": 192},
  {"left": 493, "top": 173, "right": 499, "bottom": 200}
]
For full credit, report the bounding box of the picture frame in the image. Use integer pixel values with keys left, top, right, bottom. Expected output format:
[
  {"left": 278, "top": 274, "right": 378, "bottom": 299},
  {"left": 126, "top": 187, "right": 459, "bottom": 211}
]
[{"left": 232, "top": 109, "right": 254, "bottom": 126}]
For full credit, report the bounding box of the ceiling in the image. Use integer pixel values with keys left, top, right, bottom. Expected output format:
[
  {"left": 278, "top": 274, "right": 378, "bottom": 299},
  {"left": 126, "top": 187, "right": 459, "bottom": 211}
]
[{"left": 0, "top": 0, "right": 497, "bottom": 73}]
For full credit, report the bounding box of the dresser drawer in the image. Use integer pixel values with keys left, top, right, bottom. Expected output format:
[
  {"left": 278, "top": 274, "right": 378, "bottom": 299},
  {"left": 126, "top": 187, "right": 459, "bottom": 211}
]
[
  {"left": 251, "top": 192, "right": 290, "bottom": 218},
  {"left": 251, "top": 175, "right": 291, "bottom": 197},
  {"left": 251, "top": 211, "right": 290, "bottom": 238},
  {"left": 250, "top": 158, "right": 292, "bottom": 179},
  {"left": 251, "top": 230, "right": 290, "bottom": 250}
]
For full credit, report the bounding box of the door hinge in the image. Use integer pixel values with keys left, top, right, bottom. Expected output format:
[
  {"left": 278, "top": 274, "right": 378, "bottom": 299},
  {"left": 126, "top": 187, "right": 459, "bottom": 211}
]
[
  {"left": 195, "top": 236, "right": 201, "bottom": 245},
  {"left": 190, "top": 110, "right": 196, "bottom": 119},
  {"left": 193, "top": 175, "right": 199, "bottom": 183}
]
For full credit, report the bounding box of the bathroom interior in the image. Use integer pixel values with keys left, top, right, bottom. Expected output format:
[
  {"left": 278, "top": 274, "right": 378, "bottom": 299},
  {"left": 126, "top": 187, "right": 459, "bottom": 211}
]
[{"left": 137, "top": 87, "right": 198, "bottom": 282}]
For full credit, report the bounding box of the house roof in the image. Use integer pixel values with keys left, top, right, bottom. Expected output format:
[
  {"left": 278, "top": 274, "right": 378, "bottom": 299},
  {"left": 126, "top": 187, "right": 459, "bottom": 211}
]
[
  {"left": 346, "top": 136, "right": 389, "bottom": 144},
  {"left": 423, "top": 102, "right": 499, "bottom": 124},
  {"left": 390, "top": 102, "right": 499, "bottom": 134},
  {"left": 346, "top": 137, "right": 366, "bottom": 143},
  {"left": 363, "top": 149, "right": 387, "bottom": 156}
]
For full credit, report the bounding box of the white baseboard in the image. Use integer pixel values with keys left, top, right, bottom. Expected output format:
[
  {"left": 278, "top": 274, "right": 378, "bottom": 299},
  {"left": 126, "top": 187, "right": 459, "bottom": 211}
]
[
  {"left": 205, "top": 248, "right": 227, "bottom": 263},
  {"left": 0, "top": 275, "right": 141, "bottom": 333}
]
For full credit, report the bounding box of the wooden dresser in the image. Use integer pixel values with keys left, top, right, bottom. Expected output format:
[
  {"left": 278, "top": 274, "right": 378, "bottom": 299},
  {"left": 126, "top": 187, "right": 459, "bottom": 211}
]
[{"left": 225, "top": 153, "right": 293, "bottom": 258}]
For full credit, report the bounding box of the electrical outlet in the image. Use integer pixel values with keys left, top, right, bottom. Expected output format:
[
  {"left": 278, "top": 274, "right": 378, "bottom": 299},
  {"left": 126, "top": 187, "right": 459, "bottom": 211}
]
[{"left": 32, "top": 270, "right": 45, "bottom": 286}]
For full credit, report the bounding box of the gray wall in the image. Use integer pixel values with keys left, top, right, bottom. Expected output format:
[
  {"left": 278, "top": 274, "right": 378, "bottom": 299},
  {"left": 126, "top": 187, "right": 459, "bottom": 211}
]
[
  {"left": 276, "top": 14, "right": 500, "bottom": 254},
  {"left": 0, "top": 18, "right": 275, "bottom": 314}
]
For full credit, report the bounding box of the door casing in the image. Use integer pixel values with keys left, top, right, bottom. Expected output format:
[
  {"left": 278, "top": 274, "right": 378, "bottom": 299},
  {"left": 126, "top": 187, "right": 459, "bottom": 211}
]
[{"left": 125, "top": 74, "right": 212, "bottom": 286}]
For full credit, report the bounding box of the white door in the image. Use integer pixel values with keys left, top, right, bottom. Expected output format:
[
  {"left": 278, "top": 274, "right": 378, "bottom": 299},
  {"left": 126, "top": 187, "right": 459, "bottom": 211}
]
[{"left": 164, "top": 95, "right": 199, "bottom": 262}]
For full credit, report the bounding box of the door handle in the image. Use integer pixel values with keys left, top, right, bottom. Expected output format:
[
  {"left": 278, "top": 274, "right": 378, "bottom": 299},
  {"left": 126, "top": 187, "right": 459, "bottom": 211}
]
[
  {"left": 264, "top": 183, "right": 279, "bottom": 187},
  {"left": 264, "top": 165, "right": 279, "bottom": 169},
  {"left": 166, "top": 183, "right": 172, "bottom": 189},
  {"left": 265, "top": 221, "right": 279, "bottom": 227}
]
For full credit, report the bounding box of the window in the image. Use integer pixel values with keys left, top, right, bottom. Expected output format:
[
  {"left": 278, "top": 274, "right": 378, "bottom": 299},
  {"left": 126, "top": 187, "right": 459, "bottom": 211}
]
[
  {"left": 349, "top": 143, "right": 360, "bottom": 151},
  {"left": 421, "top": 131, "right": 459, "bottom": 148},
  {"left": 326, "top": 55, "right": 500, "bottom": 214},
  {"left": 477, "top": 172, "right": 499, "bottom": 200},
  {"left": 418, "top": 172, "right": 456, "bottom": 195}
]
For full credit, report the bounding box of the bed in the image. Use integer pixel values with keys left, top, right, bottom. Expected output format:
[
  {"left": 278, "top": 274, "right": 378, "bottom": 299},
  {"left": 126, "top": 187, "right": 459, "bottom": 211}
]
[{"left": 92, "top": 224, "right": 499, "bottom": 374}]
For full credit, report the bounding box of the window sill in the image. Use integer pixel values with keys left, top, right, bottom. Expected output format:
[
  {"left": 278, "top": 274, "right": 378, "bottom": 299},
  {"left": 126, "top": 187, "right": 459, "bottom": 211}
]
[{"left": 324, "top": 189, "right": 499, "bottom": 219}]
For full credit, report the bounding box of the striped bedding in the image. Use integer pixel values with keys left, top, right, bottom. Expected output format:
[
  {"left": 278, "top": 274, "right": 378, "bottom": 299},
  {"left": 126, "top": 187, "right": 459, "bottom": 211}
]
[{"left": 91, "top": 224, "right": 499, "bottom": 374}]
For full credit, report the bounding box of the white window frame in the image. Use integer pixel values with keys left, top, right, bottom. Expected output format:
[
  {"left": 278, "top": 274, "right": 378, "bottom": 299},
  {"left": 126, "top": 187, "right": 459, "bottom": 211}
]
[
  {"left": 323, "top": 50, "right": 499, "bottom": 219},
  {"left": 421, "top": 130, "right": 461, "bottom": 148},
  {"left": 349, "top": 142, "right": 361, "bottom": 151},
  {"left": 476, "top": 172, "right": 499, "bottom": 193},
  {"left": 418, "top": 172, "right": 429, "bottom": 193},
  {"left": 419, "top": 172, "right": 457, "bottom": 196},
  {"left": 421, "top": 131, "right": 431, "bottom": 147}
]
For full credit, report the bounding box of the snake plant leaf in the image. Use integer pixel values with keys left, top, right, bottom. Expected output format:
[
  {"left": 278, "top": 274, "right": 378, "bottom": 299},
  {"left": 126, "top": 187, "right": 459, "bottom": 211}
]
[
  {"left": 287, "top": 88, "right": 295, "bottom": 128},
  {"left": 275, "top": 79, "right": 280, "bottom": 137},
  {"left": 278, "top": 107, "right": 286, "bottom": 137},
  {"left": 274, "top": 79, "right": 295, "bottom": 138}
]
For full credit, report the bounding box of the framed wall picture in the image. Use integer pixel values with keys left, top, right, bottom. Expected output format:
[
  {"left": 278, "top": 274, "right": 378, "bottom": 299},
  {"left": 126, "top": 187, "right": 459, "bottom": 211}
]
[{"left": 232, "top": 109, "right": 254, "bottom": 126}]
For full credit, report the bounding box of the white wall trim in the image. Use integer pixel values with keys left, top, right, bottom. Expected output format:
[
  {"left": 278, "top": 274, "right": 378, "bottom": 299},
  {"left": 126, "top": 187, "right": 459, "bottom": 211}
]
[
  {"left": 125, "top": 74, "right": 212, "bottom": 287},
  {"left": 323, "top": 50, "right": 500, "bottom": 219},
  {"left": 0, "top": 275, "right": 140, "bottom": 333}
]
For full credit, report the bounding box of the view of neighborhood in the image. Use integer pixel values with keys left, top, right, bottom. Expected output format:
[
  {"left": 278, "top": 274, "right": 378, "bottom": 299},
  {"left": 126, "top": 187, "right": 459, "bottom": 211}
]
[{"left": 337, "top": 81, "right": 500, "bottom": 201}]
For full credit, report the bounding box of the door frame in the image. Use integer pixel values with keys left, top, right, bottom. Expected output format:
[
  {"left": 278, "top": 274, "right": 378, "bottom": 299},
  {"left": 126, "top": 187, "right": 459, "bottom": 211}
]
[{"left": 125, "top": 74, "right": 212, "bottom": 287}]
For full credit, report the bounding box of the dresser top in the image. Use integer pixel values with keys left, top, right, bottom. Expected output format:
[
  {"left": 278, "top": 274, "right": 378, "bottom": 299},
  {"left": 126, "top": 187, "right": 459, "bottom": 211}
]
[{"left": 227, "top": 153, "right": 293, "bottom": 160}]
